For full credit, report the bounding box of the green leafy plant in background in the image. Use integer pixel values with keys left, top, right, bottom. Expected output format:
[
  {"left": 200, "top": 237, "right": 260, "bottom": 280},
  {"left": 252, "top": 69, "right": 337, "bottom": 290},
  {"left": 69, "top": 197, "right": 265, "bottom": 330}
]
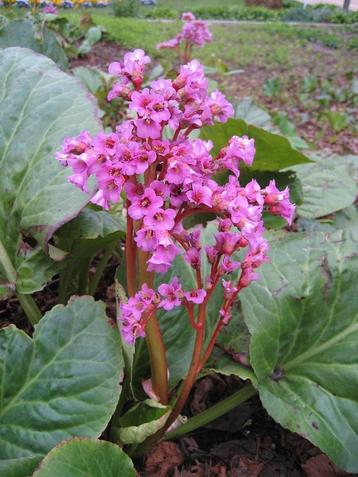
[
  {"left": 262, "top": 77, "right": 283, "bottom": 97},
  {"left": 0, "top": 38, "right": 357, "bottom": 477},
  {"left": 113, "top": 0, "right": 139, "bottom": 17},
  {"left": 0, "top": 12, "right": 105, "bottom": 64}
]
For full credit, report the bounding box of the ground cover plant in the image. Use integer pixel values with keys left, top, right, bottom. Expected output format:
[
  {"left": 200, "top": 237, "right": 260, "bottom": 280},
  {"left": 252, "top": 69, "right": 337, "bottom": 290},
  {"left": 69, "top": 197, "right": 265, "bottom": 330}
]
[{"left": 0, "top": 8, "right": 358, "bottom": 477}]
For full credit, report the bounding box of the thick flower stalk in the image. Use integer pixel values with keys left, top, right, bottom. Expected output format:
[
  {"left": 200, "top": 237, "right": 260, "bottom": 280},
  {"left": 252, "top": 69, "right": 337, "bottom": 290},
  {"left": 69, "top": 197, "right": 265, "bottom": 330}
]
[
  {"left": 157, "top": 12, "right": 212, "bottom": 63},
  {"left": 56, "top": 49, "right": 294, "bottom": 422}
]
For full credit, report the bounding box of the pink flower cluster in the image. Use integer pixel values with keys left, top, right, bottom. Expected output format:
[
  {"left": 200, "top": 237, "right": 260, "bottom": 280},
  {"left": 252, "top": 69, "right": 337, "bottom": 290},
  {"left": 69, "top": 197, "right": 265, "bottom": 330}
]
[
  {"left": 57, "top": 50, "right": 295, "bottom": 345},
  {"left": 157, "top": 12, "right": 212, "bottom": 60},
  {"left": 43, "top": 4, "right": 58, "bottom": 14}
]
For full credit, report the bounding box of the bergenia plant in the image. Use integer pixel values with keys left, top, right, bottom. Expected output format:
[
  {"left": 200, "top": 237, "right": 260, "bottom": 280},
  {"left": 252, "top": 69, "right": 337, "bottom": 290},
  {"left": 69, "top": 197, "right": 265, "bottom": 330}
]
[
  {"left": 157, "top": 12, "right": 212, "bottom": 63},
  {"left": 56, "top": 48, "right": 294, "bottom": 444}
]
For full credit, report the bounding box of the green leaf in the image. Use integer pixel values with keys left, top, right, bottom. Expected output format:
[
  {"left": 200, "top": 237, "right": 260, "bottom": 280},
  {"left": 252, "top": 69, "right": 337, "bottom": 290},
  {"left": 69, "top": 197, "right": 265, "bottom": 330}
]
[
  {"left": 200, "top": 119, "right": 311, "bottom": 171},
  {"left": 234, "top": 97, "right": 272, "bottom": 128},
  {"left": 294, "top": 156, "right": 357, "bottom": 219},
  {"left": 332, "top": 205, "right": 358, "bottom": 230},
  {"left": 0, "top": 20, "right": 68, "bottom": 69},
  {"left": 0, "top": 47, "right": 101, "bottom": 297},
  {"left": 56, "top": 207, "right": 125, "bottom": 302},
  {"left": 240, "top": 229, "right": 358, "bottom": 472},
  {"left": 0, "top": 296, "right": 123, "bottom": 477},
  {"left": 118, "top": 399, "right": 171, "bottom": 444},
  {"left": 73, "top": 66, "right": 105, "bottom": 95},
  {"left": 33, "top": 438, "right": 135, "bottom": 477},
  {"left": 262, "top": 77, "right": 282, "bottom": 97},
  {"left": 205, "top": 309, "right": 256, "bottom": 383},
  {"left": 0, "top": 15, "right": 9, "bottom": 31},
  {"left": 78, "top": 26, "right": 103, "bottom": 55},
  {"left": 322, "top": 111, "right": 349, "bottom": 133}
]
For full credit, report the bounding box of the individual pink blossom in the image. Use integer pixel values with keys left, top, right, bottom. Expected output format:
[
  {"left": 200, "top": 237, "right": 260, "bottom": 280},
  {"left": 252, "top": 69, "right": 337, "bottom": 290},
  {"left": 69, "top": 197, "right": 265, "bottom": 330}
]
[
  {"left": 222, "top": 280, "right": 237, "bottom": 299},
  {"left": 147, "top": 243, "right": 181, "bottom": 273},
  {"left": 158, "top": 277, "right": 183, "bottom": 310},
  {"left": 218, "top": 256, "right": 241, "bottom": 275},
  {"left": 184, "top": 247, "right": 201, "bottom": 268},
  {"left": 264, "top": 180, "right": 295, "bottom": 225},
  {"left": 184, "top": 289, "right": 207, "bottom": 304},
  {"left": 218, "top": 135, "right": 256, "bottom": 176},
  {"left": 206, "top": 91, "right": 234, "bottom": 123},
  {"left": 128, "top": 188, "right": 164, "bottom": 220},
  {"left": 214, "top": 232, "right": 240, "bottom": 255},
  {"left": 186, "top": 183, "right": 213, "bottom": 207},
  {"left": 144, "top": 208, "right": 176, "bottom": 231}
]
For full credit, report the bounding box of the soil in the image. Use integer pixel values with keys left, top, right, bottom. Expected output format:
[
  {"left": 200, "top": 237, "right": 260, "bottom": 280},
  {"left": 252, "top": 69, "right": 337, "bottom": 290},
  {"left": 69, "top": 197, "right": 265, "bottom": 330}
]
[{"left": 71, "top": 40, "right": 126, "bottom": 71}]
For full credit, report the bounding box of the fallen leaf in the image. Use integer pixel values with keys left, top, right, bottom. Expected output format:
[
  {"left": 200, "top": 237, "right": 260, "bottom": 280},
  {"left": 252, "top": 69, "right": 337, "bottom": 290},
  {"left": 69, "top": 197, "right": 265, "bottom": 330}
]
[
  {"left": 145, "top": 441, "right": 184, "bottom": 477},
  {"left": 302, "top": 454, "right": 357, "bottom": 477},
  {"left": 233, "top": 457, "right": 264, "bottom": 477}
]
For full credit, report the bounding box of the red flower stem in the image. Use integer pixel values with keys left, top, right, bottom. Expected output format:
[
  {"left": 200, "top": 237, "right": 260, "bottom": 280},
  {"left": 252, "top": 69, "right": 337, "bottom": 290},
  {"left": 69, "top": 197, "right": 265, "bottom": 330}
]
[
  {"left": 184, "top": 302, "right": 200, "bottom": 330},
  {"left": 172, "top": 127, "right": 181, "bottom": 142},
  {"left": 125, "top": 209, "right": 137, "bottom": 297},
  {"left": 164, "top": 301, "right": 207, "bottom": 431},
  {"left": 138, "top": 250, "right": 169, "bottom": 405},
  {"left": 198, "top": 319, "right": 224, "bottom": 372},
  {"left": 175, "top": 206, "right": 220, "bottom": 226},
  {"left": 199, "top": 278, "right": 244, "bottom": 371}
]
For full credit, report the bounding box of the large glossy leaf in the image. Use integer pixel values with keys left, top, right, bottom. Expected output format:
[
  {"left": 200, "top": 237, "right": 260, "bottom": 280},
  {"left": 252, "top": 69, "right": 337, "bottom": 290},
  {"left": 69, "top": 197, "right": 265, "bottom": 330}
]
[
  {"left": 294, "top": 155, "right": 357, "bottom": 219},
  {"left": 0, "top": 47, "right": 101, "bottom": 298},
  {"left": 0, "top": 20, "right": 68, "bottom": 69},
  {"left": 240, "top": 229, "right": 358, "bottom": 472},
  {"left": 200, "top": 118, "right": 311, "bottom": 171},
  {"left": 33, "top": 439, "right": 135, "bottom": 477},
  {"left": 0, "top": 296, "right": 123, "bottom": 477}
]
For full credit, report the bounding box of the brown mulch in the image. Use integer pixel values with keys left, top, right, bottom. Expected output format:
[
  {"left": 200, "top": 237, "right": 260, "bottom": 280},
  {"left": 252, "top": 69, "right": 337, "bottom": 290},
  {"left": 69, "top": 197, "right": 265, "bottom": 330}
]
[{"left": 70, "top": 40, "right": 126, "bottom": 71}]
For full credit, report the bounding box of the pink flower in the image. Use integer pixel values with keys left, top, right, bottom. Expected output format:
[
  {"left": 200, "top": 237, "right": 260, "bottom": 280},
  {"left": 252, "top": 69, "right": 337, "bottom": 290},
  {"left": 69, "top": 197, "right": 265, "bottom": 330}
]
[
  {"left": 218, "top": 136, "right": 256, "bottom": 176},
  {"left": 215, "top": 232, "right": 240, "bottom": 255},
  {"left": 135, "top": 228, "right": 159, "bottom": 252},
  {"left": 264, "top": 180, "right": 295, "bottom": 225},
  {"left": 222, "top": 280, "right": 237, "bottom": 299},
  {"left": 184, "top": 247, "right": 201, "bottom": 268},
  {"left": 207, "top": 91, "right": 234, "bottom": 123},
  {"left": 118, "top": 283, "right": 158, "bottom": 344},
  {"left": 157, "top": 37, "right": 181, "bottom": 50},
  {"left": 182, "top": 11, "right": 196, "bottom": 21},
  {"left": 128, "top": 188, "right": 164, "bottom": 220},
  {"left": 144, "top": 208, "right": 176, "bottom": 231},
  {"left": 219, "top": 308, "right": 232, "bottom": 325},
  {"left": 158, "top": 277, "right": 183, "bottom": 310},
  {"left": 184, "top": 288, "right": 207, "bottom": 304},
  {"left": 58, "top": 48, "right": 296, "bottom": 350},
  {"left": 147, "top": 243, "right": 181, "bottom": 273},
  {"left": 136, "top": 117, "right": 161, "bottom": 139},
  {"left": 186, "top": 183, "right": 213, "bottom": 207},
  {"left": 123, "top": 49, "right": 151, "bottom": 78},
  {"left": 218, "top": 256, "right": 241, "bottom": 275},
  {"left": 43, "top": 4, "right": 58, "bottom": 14}
]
